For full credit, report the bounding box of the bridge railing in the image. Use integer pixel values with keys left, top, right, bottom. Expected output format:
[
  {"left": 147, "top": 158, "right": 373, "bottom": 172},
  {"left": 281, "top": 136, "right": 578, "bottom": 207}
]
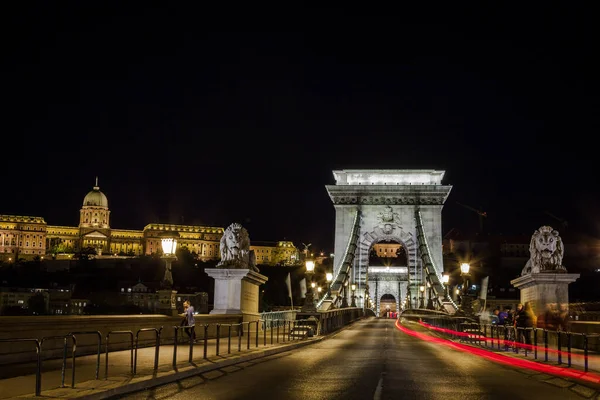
[
  {"left": 400, "top": 311, "right": 600, "bottom": 372},
  {"left": 0, "top": 317, "right": 321, "bottom": 397}
]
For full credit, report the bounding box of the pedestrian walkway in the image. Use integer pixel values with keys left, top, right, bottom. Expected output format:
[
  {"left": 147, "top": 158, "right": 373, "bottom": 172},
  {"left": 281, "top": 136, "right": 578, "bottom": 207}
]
[{"left": 0, "top": 331, "right": 318, "bottom": 399}]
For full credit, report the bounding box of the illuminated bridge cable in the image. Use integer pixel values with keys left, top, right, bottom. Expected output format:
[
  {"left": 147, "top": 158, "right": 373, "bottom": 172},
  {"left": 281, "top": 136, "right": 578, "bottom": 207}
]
[
  {"left": 317, "top": 210, "right": 361, "bottom": 309},
  {"left": 414, "top": 209, "right": 459, "bottom": 312}
]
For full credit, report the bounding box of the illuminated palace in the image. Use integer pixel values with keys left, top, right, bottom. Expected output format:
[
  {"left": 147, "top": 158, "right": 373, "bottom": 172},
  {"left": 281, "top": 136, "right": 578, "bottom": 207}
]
[{"left": 0, "top": 180, "right": 299, "bottom": 264}]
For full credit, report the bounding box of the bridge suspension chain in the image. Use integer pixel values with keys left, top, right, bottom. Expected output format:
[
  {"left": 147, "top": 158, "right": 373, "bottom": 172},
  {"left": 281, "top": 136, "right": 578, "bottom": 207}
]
[
  {"left": 317, "top": 210, "right": 361, "bottom": 309},
  {"left": 415, "top": 209, "right": 459, "bottom": 312}
]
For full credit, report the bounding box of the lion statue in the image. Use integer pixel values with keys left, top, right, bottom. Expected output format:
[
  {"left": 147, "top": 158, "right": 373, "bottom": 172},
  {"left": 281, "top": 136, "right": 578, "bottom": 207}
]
[
  {"left": 217, "top": 222, "right": 258, "bottom": 272},
  {"left": 521, "top": 225, "right": 566, "bottom": 276}
]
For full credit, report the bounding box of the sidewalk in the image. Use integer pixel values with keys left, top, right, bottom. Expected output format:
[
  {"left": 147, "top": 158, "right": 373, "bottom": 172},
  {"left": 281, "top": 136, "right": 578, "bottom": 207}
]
[{"left": 0, "top": 331, "right": 321, "bottom": 400}]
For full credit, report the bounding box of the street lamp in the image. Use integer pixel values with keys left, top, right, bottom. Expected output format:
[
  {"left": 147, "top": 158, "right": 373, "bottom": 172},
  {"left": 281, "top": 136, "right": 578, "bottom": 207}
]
[
  {"left": 161, "top": 235, "right": 178, "bottom": 288},
  {"left": 350, "top": 283, "right": 357, "bottom": 307},
  {"left": 326, "top": 272, "right": 333, "bottom": 282},
  {"left": 302, "top": 260, "right": 317, "bottom": 313},
  {"left": 426, "top": 281, "right": 434, "bottom": 309},
  {"left": 459, "top": 263, "right": 472, "bottom": 315},
  {"left": 442, "top": 273, "right": 450, "bottom": 300},
  {"left": 419, "top": 285, "right": 425, "bottom": 308}
]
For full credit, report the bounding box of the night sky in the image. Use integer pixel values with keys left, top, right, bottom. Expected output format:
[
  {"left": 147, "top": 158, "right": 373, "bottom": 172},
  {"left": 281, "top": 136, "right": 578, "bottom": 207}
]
[{"left": 2, "top": 5, "right": 599, "bottom": 253}]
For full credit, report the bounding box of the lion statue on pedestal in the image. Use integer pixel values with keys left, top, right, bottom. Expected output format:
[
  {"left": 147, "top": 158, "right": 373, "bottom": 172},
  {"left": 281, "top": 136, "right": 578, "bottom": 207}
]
[
  {"left": 521, "top": 225, "right": 567, "bottom": 276},
  {"left": 217, "top": 222, "right": 259, "bottom": 272}
]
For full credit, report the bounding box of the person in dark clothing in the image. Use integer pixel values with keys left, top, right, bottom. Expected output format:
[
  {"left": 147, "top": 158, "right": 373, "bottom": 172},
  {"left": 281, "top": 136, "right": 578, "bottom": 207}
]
[
  {"left": 181, "top": 300, "right": 196, "bottom": 341},
  {"left": 515, "top": 302, "right": 535, "bottom": 345}
]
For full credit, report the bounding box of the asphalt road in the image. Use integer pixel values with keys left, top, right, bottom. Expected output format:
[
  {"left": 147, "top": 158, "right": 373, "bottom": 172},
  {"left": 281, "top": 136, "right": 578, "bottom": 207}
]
[{"left": 119, "top": 318, "right": 588, "bottom": 400}]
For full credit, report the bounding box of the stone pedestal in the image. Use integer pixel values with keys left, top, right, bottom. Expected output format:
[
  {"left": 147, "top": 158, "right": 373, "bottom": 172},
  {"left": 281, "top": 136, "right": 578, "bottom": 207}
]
[
  {"left": 157, "top": 289, "right": 178, "bottom": 317},
  {"left": 205, "top": 268, "right": 268, "bottom": 315},
  {"left": 510, "top": 273, "right": 580, "bottom": 317}
]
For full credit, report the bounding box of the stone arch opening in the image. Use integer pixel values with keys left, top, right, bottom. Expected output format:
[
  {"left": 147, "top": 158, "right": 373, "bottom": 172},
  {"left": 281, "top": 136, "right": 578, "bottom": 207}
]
[
  {"left": 380, "top": 293, "right": 396, "bottom": 317},
  {"left": 369, "top": 239, "right": 408, "bottom": 267}
]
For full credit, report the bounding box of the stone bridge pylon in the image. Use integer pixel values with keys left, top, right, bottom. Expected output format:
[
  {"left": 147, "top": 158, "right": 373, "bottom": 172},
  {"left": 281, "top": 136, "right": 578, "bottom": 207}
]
[{"left": 318, "top": 169, "right": 457, "bottom": 314}]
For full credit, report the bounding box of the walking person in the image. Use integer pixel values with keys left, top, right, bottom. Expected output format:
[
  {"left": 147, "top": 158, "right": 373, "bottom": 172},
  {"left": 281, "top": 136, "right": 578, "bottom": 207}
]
[
  {"left": 515, "top": 302, "right": 535, "bottom": 347},
  {"left": 182, "top": 300, "right": 196, "bottom": 342}
]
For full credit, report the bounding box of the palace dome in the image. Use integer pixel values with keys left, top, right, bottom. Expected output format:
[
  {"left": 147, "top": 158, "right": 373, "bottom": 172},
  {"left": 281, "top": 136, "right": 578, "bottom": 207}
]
[{"left": 83, "top": 179, "right": 108, "bottom": 208}]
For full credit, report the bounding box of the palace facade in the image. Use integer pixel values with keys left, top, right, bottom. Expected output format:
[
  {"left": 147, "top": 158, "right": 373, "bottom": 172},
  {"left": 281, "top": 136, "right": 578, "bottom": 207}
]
[
  {"left": 0, "top": 180, "right": 223, "bottom": 261},
  {"left": 0, "top": 180, "right": 300, "bottom": 265}
]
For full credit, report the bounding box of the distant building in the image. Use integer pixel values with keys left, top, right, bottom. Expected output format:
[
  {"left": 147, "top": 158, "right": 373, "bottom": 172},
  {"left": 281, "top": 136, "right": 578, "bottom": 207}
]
[
  {"left": 250, "top": 240, "right": 300, "bottom": 266},
  {"left": 1, "top": 179, "right": 224, "bottom": 261}
]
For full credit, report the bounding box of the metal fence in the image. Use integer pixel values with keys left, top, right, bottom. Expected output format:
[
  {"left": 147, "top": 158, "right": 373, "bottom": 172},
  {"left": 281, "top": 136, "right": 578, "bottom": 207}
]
[{"left": 405, "top": 312, "right": 600, "bottom": 373}]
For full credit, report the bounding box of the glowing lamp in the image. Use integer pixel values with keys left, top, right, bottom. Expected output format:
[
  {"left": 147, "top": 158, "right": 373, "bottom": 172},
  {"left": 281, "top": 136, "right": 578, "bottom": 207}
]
[
  {"left": 317, "top": 287, "right": 322, "bottom": 293},
  {"left": 460, "top": 263, "right": 470, "bottom": 274},
  {"left": 161, "top": 237, "right": 178, "bottom": 256},
  {"left": 419, "top": 285, "right": 425, "bottom": 292},
  {"left": 311, "top": 282, "right": 316, "bottom": 288},
  {"left": 305, "top": 260, "right": 315, "bottom": 272},
  {"left": 351, "top": 283, "right": 356, "bottom": 291},
  {"left": 442, "top": 274, "right": 450, "bottom": 284},
  {"left": 326, "top": 272, "right": 333, "bottom": 282}
]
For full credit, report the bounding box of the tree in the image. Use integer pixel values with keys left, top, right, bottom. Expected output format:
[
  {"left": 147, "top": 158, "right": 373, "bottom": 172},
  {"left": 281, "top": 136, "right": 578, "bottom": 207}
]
[{"left": 76, "top": 246, "right": 97, "bottom": 261}]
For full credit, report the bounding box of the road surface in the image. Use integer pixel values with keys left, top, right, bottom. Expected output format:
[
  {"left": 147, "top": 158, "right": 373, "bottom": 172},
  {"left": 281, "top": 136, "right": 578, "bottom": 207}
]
[{"left": 120, "top": 317, "right": 589, "bottom": 400}]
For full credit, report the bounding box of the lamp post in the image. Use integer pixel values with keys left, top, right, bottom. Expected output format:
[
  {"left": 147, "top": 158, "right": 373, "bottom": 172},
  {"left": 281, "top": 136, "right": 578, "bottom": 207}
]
[
  {"left": 341, "top": 281, "right": 349, "bottom": 308},
  {"left": 158, "top": 234, "right": 178, "bottom": 316},
  {"left": 419, "top": 285, "right": 425, "bottom": 308},
  {"left": 161, "top": 236, "right": 178, "bottom": 288},
  {"left": 442, "top": 273, "right": 450, "bottom": 302},
  {"left": 350, "top": 283, "right": 357, "bottom": 307},
  {"left": 460, "top": 262, "right": 472, "bottom": 315},
  {"left": 426, "top": 281, "right": 434, "bottom": 309},
  {"left": 301, "top": 260, "right": 317, "bottom": 313}
]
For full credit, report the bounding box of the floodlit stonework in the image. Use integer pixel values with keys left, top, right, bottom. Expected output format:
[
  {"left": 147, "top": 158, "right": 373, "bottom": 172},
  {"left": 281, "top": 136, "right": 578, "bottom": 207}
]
[
  {"left": 1, "top": 179, "right": 299, "bottom": 263},
  {"left": 0, "top": 179, "right": 223, "bottom": 261},
  {"left": 326, "top": 169, "right": 452, "bottom": 314}
]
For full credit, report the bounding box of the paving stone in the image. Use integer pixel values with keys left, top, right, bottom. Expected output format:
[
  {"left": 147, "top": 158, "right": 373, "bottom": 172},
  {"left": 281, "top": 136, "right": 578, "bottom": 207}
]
[
  {"left": 220, "top": 365, "right": 242, "bottom": 373},
  {"left": 532, "top": 373, "right": 554, "bottom": 381},
  {"left": 201, "top": 370, "right": 224, "bottom": 380},
  {"left": 235, "top": 361, "right": 255, "bottom": 368},
  {"left": 544, "top": 377, "right": 574, "bottom": 388},
  {"left": 570, "top": 384, "right": 598, "bottom": 398}
]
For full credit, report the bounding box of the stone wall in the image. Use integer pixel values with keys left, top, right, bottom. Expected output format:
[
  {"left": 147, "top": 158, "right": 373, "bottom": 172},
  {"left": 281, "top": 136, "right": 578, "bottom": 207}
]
[{"left": 0, "top": 314, "right": 243, "bottom": 365}]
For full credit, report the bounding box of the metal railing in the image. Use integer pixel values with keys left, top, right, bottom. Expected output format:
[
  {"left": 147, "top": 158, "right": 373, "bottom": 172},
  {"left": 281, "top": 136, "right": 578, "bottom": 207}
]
[
  {"left": 133, "top": 327, "right": 162, "bottom": 374},
  {"left": 68, "top": 331, "right": 102, "bottom": 387},
  {"left": 105, "top": 330, "right": 133, "bottom": 378},
  {"left": 0, "top": 314, "right": 364, "bottom": 397},
  {"left": 411, "top": 313, "right": 600, "bottom": 373},
  {"left": 0, "top": 338, "right": 41, "bottom": 396},
  {"left": 40, "top": 334, "right": 74, "bottom": 388}
]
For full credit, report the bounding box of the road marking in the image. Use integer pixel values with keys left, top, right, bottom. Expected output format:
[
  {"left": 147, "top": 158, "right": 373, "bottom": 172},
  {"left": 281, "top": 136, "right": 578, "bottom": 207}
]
[{"left": 373, "top": 372, "right": 385, "bottom": 400}]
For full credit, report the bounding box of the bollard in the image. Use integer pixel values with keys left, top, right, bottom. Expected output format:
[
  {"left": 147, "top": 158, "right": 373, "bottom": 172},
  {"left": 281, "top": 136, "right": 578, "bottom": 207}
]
[
  {"left": 271, "top": 320, "right": 274, "bottom": 345},
  {"left": 228, "top": 325, "right": 232, "bottom": 354},
  {"left": 533, "top": 328, "right": 538, "bottom": 359},
  {"left": 247, "top": 323, "right": 250, "bottom": 350},
  {"left": 584, "top": 334, "right": 589, "bottom": 372},
  {"left": 216, "top": 324, "right": 221, "bottom": 356},
  {"left": 172, "top": 326, "right": 178, "bottom": 366},
  {"left": 567, "top": 332, "right": 572, "bottom": 367},
  {"left": 188, "top": 325, "right": 194, "bottom": 363},
  {"left": 557, "top": 331, "right": 562, "bottom": 364},
  {"left": 544, "top": 330, "right": 548, "bottom": 362},
  {"left": 256, "top": 320, "right": 259, "bottom": 348},
  {"left": 203, "top": 324, "right": 209, "bottom": 359}
]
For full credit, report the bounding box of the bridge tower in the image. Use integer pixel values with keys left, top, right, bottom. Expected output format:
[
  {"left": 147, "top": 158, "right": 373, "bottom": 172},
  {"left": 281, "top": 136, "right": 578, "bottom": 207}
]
[{"left": 320, "top": 169, "right": 457, "bottom": 314}]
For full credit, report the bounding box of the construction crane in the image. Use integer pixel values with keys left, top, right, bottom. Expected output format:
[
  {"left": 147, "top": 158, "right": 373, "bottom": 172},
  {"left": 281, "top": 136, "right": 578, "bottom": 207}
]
[
  {"left": 456, "top": 202, "right": 487, "bottom": 234},
  {"left": 544, "top": 211, "right": 568, "bottom": 231}
]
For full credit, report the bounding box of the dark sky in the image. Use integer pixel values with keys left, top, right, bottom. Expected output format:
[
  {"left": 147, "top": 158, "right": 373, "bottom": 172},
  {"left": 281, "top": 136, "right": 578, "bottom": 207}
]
[{"left": 2, "top": 5, "right": 599, "bottom": 252}]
